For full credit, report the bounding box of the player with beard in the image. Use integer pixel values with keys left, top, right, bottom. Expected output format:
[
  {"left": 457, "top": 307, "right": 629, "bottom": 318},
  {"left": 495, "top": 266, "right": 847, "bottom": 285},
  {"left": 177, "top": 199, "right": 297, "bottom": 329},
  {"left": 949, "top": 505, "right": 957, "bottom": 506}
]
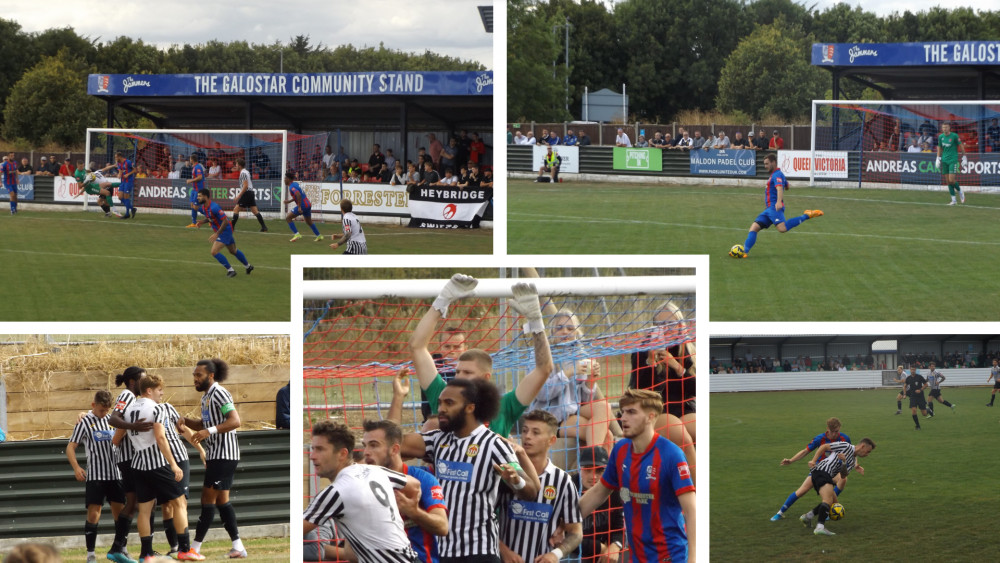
[
  {"left": 361, "top": 419, "right": 448, "bottom": 563},
  {"left": 579, "top": 389, "right": 696, "bottom": 563},
  {"left": 195, "top": 188, "right": 253, "bottom": 278},
  {"left": 184, "top": 359, "right": 246, "bottom": 559},
  {"left": 399, "top": 378, "right": 541, "bottom": 563}
]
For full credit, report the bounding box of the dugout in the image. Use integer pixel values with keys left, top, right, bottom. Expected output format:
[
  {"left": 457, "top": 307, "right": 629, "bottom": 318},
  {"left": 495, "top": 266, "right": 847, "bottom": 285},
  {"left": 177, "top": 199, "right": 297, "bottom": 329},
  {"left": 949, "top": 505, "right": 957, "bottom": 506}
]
[{"left": 87, "top": 71, "right": 494, "bottom": 167}]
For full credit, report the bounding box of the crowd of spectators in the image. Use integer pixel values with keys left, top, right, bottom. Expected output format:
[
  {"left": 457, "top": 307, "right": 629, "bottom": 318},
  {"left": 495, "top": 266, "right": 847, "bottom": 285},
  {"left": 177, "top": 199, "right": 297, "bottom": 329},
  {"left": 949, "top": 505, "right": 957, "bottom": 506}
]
[
  {"left": 711, "top": 349, "right": 1000, "bottom": 374},
  {"left": 509, "top": 126, "right": 783, "bottom": 151}
]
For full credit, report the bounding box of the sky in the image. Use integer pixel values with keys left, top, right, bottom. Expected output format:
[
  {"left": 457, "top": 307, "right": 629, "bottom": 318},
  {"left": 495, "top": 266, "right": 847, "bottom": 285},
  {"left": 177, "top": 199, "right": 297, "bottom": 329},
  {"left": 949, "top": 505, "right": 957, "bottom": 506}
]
[{"left": 5, "top": 0, "right": 494, "bottom": 69}]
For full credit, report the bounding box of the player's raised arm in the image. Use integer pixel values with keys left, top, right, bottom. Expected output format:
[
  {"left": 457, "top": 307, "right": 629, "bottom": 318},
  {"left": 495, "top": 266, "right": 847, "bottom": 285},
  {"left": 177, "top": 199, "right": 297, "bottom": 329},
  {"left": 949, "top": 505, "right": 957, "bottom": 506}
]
[
  {"left": 508, "top": 283, "right": 555, "bottom": 406},
  {"left": 409, "top": 274, "right": 478, "bottom": 390},
  {"left": 386, "top": 367, "right": 410, "bottom": 424}
]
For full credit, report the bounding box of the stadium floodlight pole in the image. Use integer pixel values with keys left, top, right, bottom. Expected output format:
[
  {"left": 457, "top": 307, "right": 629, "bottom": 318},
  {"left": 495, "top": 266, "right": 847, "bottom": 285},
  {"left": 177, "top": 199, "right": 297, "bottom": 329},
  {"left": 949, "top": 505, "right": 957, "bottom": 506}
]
[{"left": 303, "top": 275, "right": 696, "bottom": 301}]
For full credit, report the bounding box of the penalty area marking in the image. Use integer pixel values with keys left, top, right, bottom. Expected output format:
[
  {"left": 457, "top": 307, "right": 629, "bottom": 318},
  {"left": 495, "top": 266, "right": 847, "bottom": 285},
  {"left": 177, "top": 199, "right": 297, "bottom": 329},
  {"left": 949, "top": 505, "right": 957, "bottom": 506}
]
[{"left": 0, "top": 248, "right": 290, "bottom": 271}]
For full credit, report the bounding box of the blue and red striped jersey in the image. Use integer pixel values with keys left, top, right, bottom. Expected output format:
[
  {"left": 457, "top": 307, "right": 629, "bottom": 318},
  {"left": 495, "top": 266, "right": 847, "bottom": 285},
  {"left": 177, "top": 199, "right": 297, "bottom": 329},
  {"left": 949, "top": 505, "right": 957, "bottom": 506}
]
[
  {"left": 288, "top": 181, "right": 311, "bottom": 208},
  {"left": 1, "top": 160, "right": 16, "bottom": 187},
  {"left": 765, "top": 168, "right": 787, "bottom": 209},
  {"left": 601, "top": 435, "right": 694, "bottom": 563},
  {"left": 806, "top": 431, "right": 850, "bottom": 452},
  {"left": 402, "top": 464, "right": 446, "bottom": 563},
  {"left": 117, "top": 159, "right": 134, "bottom": 188},
  {"left": 200, "top": 201, "right": 229, "bottom": 232},
  {"left": 191, "top": 163, "right": 205, "bottom": 191}
]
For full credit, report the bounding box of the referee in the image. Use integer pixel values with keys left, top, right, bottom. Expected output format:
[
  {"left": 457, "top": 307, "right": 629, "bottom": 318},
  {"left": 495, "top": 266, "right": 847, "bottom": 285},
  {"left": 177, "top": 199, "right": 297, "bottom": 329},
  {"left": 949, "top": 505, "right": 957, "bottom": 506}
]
[
  {"left": 230, "top": 157, "right": 268, "bottom": 232},
  {"left": 399, "top": 378, "right": 542, "bottom": 563},
  {"left": 184, "top": 358, "right": 246, "bottom": 559},
  {"left": 498, "top": 410, "right": 582, "bottom": 563}
]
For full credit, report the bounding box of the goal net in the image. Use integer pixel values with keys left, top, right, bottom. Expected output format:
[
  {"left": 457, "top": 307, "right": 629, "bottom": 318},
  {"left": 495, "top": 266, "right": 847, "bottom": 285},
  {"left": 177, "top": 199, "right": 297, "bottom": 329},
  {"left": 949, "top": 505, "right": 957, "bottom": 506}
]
[
  {"left": 84, "top": 128, "right": 329, "bottom": 217},
  {"left": 811, "top": 100, "right": 1000, "bottom": 191},
  {"left": 302, "top": 272, "right": 696, "bottom": 561}
]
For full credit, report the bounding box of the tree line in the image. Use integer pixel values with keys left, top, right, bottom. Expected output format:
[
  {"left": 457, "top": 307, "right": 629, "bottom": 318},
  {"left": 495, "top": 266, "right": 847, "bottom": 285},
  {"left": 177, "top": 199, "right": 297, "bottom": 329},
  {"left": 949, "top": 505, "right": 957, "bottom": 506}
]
[
  {"left": 508, "top": 0, "right": 1000, "bottom": 123},
  {"left": 0, "top": 19, "right": 485, "bottom": 148}
]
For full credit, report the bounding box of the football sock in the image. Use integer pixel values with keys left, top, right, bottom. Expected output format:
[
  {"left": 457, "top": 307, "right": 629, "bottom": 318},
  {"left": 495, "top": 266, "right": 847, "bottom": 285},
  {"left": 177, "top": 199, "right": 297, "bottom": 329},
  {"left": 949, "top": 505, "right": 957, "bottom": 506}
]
[
  {"left": 191, "top": 540, "right": 202, "bottom": 553},
  {"left": 113, "top": 514, "right": 133, "bottom": 550},
  {"left": 897, "top": 400, "right": 902, "bottom": 410},
  {"left": 191, "top": 209, "right": 198, "bottom": 224},
  {"left": 140, "top": 535, "right": 153, "bottom": 559},
  {"left": 194, "top": 504, "right": 217, "bottom": 543},
  {"left": 743, "top": 230, "right": 758, "bottom": 252},
  {"left": 912, "top": 413, "right": 920, "bottom": 427},
  {"left": 233, "top": 250, "right": 249, "bottom": 266},
  {"left": 85, "top": 521, "right": 99, "bottom": 552},
  {"left": 943, "top": 400, "right": 953, "bottom": 407},
  {"left": 231, "top": 213, "right": 240, "bottom": 228},
  {"left": 817, "top": 502, "right": 830, "bottom": 525},
  {"left": 214, "top": 253, "right": 232, "bottom": 269},
  {"left": 948, "top": 184, "right": 956, "bottom": 196},
  {"left": 164, "top": 517, "right": 177, "bottom": 549},
  {"left": 9, "top": 201, "right": 14, "bottom": 213},
  {"left": 254, "top": 213, "right": 266, "bottom": 228},
  {"left": 232, "top": 538, "right": 246, "bottom": 552},
  {"left": 148, "top": 509, "right": 155, "bottom": 540},
  {"left": 833, "top": 486, "right": 842, "bottom": 495},
  {"left": 780, "top": 491, "right": 799, "bottom": 513},
  {"left": 101, "top": 204, "right": 111, "bottom": 214},
  {"left": 990, "top": 395, "right": 995, "bottom": 405},
  {"left": 218, "top": 502, "right": 241, "bottom": 542},
  {"left": 309, "top": 223, "right": 320, "bottom": 236},
  {"left": 784, "top": 215, "right": 806, "bottom": 229},
  {"left": 288, "top": 222, "right": 299, "bottom": 234},
  {"left": 178, "top": 530, "right": 191, "bottom": 553},
  {"left": 928, "top": 404, "right": 934, "bottom": 415}
]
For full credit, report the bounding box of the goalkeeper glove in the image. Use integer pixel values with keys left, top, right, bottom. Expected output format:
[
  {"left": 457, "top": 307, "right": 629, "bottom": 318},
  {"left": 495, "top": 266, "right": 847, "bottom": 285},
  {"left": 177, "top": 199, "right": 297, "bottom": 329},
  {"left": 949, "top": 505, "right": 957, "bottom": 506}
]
[
  {"left": 935, "top": 156, "right": 942, "bottom": 169},
  {"left": 432, "top": 274, "right": 478, "bottom": 318},
  {"left": 962, "top": 155, "right": 968, "bottom": 167},
  {"left": 509, "top": 283, "right": 545, "bottom": 334}
]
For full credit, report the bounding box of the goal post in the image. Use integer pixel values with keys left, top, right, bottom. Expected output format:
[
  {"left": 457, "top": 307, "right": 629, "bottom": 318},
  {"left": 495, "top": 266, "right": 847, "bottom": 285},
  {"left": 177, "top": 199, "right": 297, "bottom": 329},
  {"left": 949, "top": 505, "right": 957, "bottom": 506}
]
[
  {"left": 83, "top": 128, "right": 329, "bottom": 218},
  {"left": 810, "top": 100, "right": 1000, "bottom": 191},
  {"left": 302, "top": 273, "right": 697, "bottom": 532}
]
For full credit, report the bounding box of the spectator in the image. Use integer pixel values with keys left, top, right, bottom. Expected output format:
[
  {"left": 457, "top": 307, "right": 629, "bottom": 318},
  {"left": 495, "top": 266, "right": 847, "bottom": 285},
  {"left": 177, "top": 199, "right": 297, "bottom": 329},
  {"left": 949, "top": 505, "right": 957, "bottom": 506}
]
[
  {"left": 440, "top": 137, "right": 458, "bottom": 173},
  {"left": 709, "top": 131, "right": 731, "bottom": 150},
  {"left": 672, "top": 129, "right": 687, "bottom": 147},
  {"left": 650, "top": 132, "right": 666, "bottom": 148},
  {"left": 335, "top": 146, "right": 350, "bottom": 168},
  {"left": 674, "top": 130, "right": 694, "bottom": 149},
  {"left": 180, "top": 156, "right": 192, "bottom": 179},
  {"left": 917, "top": 131, "right": 935, "bottom": 149},
  {"left": 577, "top": 130, "right": 592, "bottom": 146},
  {"left": 207, "top": 159, "right": 222, "bottom": 178},
  {"left": 731, "top": 132, "right": 747, "bottom": 149},
  {"left": 171, "top": 154, "right": 184, "bottom": 175},
  {"left": 347, "top": 158, "right": 361, "bottom": 178},
  {"left": 988, "top": 118, "right": 1000, "bottom": 152},
  {"left": 907, "top": 137, "right": 922, "bottom": 153},
  {"left": 690, "top": 131, "right": 706, "bottom": 150},
  {"left": 368, "top": 144, "right": 386, "bottom": 178},
  {"left": 919, "top": 119, "right": 937, "bottom": 138},
  {"left": 135, "top": 162, "right": 149, "bottom": 179},
  {"left": 326, "top": 161, "right": 342, "bottom": 182},
  {"left": 58, "top": 158, "right": 73, "bottom": 176},
  {"left": 749, "top": 131, "right": 768, "bottom": 151},
  {"left": 466, "top": 162, "right": 482, "bottom": 187},
  {"left": 635, "top": 134, "right": 649, "bottom": 147},
  {"left": 513, "top": 130, "right": 527, "bottom": 145},
  {"left": 309, "top": 161, "right": 323, "bottom": 181},
  {"left": 388, "top": 162, "right": 406, "bottom": 185},
  {"left": 769, "top": 130, "right": 785, "bottom": 150},
  {"left": 426, "top": 133, "right": 444, "bottom": 167},
  {"left": 481, "top": 167, "right": 493, "bottom": 188},
  {"left": 536, "top": 145, "right": 561, "bottom": 183},
  {"left": 456, "top": 165, "right": 470, "bottom": 188},
  {"left": 456, "top": 129, "right": 472, "bottom": 164},
  {"left": 506, "top": 126, "right": 513, "bottom": 145},
  {"left": 419, "top": 161, "right": 440, "bottom": 187},
  {"left": 36, "top": 156, "right": 52, "bottom": 176},
  {"left": 17, "top": 157, "right": 32, "bottom": 175},
  {"left": 309, "top": 144, "right": 323, "bottom": 168},
  {"left": 154, "top": 163, "right": 169, "bottom": 179},
  {"left": 192, "top": 146, "right": 207, "bottom": 165},
  {"left": 469, "top": 132, "right": 486, "bottom": 165},
  {"left": 540, "top": 129, "right": 550, "bottom": 145},
  {"left": 384, "top": 149, "right": 396, "bottom": 172},
  {"left": 523, "top": 130, "right": 537, "bottom": 145},
  {"left": 615, "top": 127, "right": 632, "bottom": 147},
  {"left": 546, "top": 130, "right": 561, "bottom": 145},
  {"left": 345, "top": 169, "right": 360, "bottom": 183},
  {"left": 208, "top": 141, "right": 226, "bottom": 163},
  {"left": 275, "top": 384, "right": 290, "bottom": 429},
  {"left": 404, "top": 162, "right": 420, "bottom": 192},
  {"left": 921, "top": 141, "right": 933, "bottom": 153},
  {"left": 438, "top": 168, "right": 458, "bottom": 186},
  {"left": 575, "top": 447, "right": 624, "bottom": 563},
  {"left": 563, "top": 129, "right": 578, "bottom": 146},
  {"left": 321, "top": 145, "right": 334, "bottom": 169}
]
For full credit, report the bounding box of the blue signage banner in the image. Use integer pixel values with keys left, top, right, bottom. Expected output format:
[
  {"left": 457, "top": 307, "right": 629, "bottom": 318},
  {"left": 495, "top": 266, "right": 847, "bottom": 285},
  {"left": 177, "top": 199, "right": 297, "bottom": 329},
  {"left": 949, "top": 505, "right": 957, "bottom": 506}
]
[
  {"left": 89, "top": 71, "right": 493, "bottom": 97},
  {"left": 689, "top": 149, "right": 757, "bottom": 177},
  {"left": 812, "top": 42, "right": 1000, "bottom": 66},
  {"left": 134, "top": 179, "right": 281, "bottom": 211},
  {"left": 0, "top": 175, "right": 34, "bottom": 200}
]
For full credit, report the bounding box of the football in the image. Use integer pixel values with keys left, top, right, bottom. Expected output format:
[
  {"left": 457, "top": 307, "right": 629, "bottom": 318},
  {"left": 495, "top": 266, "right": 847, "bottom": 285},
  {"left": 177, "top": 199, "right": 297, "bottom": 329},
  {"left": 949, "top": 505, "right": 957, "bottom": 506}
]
[
  {"left": 729, "top": 244, "right": 746, "bottom": 258},
  {"left": 829, "top": 503, "right": 846, "bottom": 520}
]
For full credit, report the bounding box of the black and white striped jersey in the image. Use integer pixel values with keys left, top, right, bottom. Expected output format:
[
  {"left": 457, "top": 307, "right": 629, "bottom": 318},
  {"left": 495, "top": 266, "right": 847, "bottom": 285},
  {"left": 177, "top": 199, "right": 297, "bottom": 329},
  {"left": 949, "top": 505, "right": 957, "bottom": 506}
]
[
  {"left": 342, "top": 212, "right": 367, "bottom": 254},
  {"left": 421, "top": 424, "right": 520, "bottom": 557},
  {"left": 201, "top": 382, "right": 240, "bottom": 461},
  {"left": 303, "top": 463, "right": 417, "bottom": 563},
  {"left": 499, "top": 459, "right": 582, "bottom": 562},
  {"left": 124, "top": 398, "right": 170, "bottom": 471},
  {"left": 112, "top": 389, "right": 137, "bottom": 464},
  {"left": 161, "top": 402, "right": 189, "bottom": 462},
  {"left": 239, "top": 168, "right": 252, "bottom": 193},
  {"left": 69, "top": 411, "right": 122, "bottom": 481},
  {"left": 813, "top": 441, "right": 857, "bottom": 477}
]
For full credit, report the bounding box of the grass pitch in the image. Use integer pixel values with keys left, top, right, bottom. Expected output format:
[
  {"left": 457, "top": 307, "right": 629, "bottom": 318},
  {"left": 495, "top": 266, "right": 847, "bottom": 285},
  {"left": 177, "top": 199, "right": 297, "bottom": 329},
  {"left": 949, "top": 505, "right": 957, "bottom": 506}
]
[
  {"left": 710, "top": 387, "right": 999, "bottom": 561},
  {"left": 57, "top": 536, "right": 289, "bottom": 562},
  {"left": 508, "top": 179, "right": 1000, "bottom": 321},
  {"left": 0, "top": 210, "right": 491, "bottom": 321}
]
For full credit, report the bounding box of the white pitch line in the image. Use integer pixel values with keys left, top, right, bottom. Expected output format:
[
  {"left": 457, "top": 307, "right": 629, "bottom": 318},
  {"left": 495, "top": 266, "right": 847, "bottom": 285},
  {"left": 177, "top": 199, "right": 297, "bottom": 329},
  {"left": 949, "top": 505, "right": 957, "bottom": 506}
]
[
  {"left": 0, "top": 248, "right": 290, "bottom": 270},
  {"left": 509, "top": 212, "right": 1000, "bottom": 246}
]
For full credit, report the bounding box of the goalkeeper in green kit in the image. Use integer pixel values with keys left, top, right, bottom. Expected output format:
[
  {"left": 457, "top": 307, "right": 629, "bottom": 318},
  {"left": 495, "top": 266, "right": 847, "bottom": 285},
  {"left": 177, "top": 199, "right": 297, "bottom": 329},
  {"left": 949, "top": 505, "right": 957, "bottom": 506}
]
[
  {"left": 75, "top": 161, "right": 118, "bottom": 216},
  {"left": 936, "top": 122, "right": 968, "bottom": 206}
]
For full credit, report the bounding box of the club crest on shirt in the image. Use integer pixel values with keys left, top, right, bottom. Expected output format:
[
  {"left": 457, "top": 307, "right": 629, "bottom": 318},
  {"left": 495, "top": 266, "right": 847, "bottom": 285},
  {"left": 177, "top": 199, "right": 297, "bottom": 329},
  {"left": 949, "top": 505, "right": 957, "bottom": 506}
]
[
  {"left": 115, "top": 400, "right": 128, "bottom": 411},
  {"left": 543, "top": 485, "right": 557, "bottom": 500},
  {"left": 646, "top": 465, "right": 658, "bottom": 480},
  {"left": 466, "top": 444, "right": 479, "bottom": 457}
]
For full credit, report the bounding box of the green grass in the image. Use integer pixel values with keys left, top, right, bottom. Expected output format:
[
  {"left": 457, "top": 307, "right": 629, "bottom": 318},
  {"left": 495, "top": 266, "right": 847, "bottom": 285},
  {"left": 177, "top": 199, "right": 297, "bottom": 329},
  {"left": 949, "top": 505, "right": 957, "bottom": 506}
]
[
  {"left": 58, "top": 536, "right": 289, "bottom": 562},
  {"left": 508, "top": 179, "right": 1000, "bottom": 321},
  {"left": 710, "top": 387, "right": 1000, "bottom": 561},
  {"left": 0, "top": 210, "right": 491, "bottom": 321}
]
